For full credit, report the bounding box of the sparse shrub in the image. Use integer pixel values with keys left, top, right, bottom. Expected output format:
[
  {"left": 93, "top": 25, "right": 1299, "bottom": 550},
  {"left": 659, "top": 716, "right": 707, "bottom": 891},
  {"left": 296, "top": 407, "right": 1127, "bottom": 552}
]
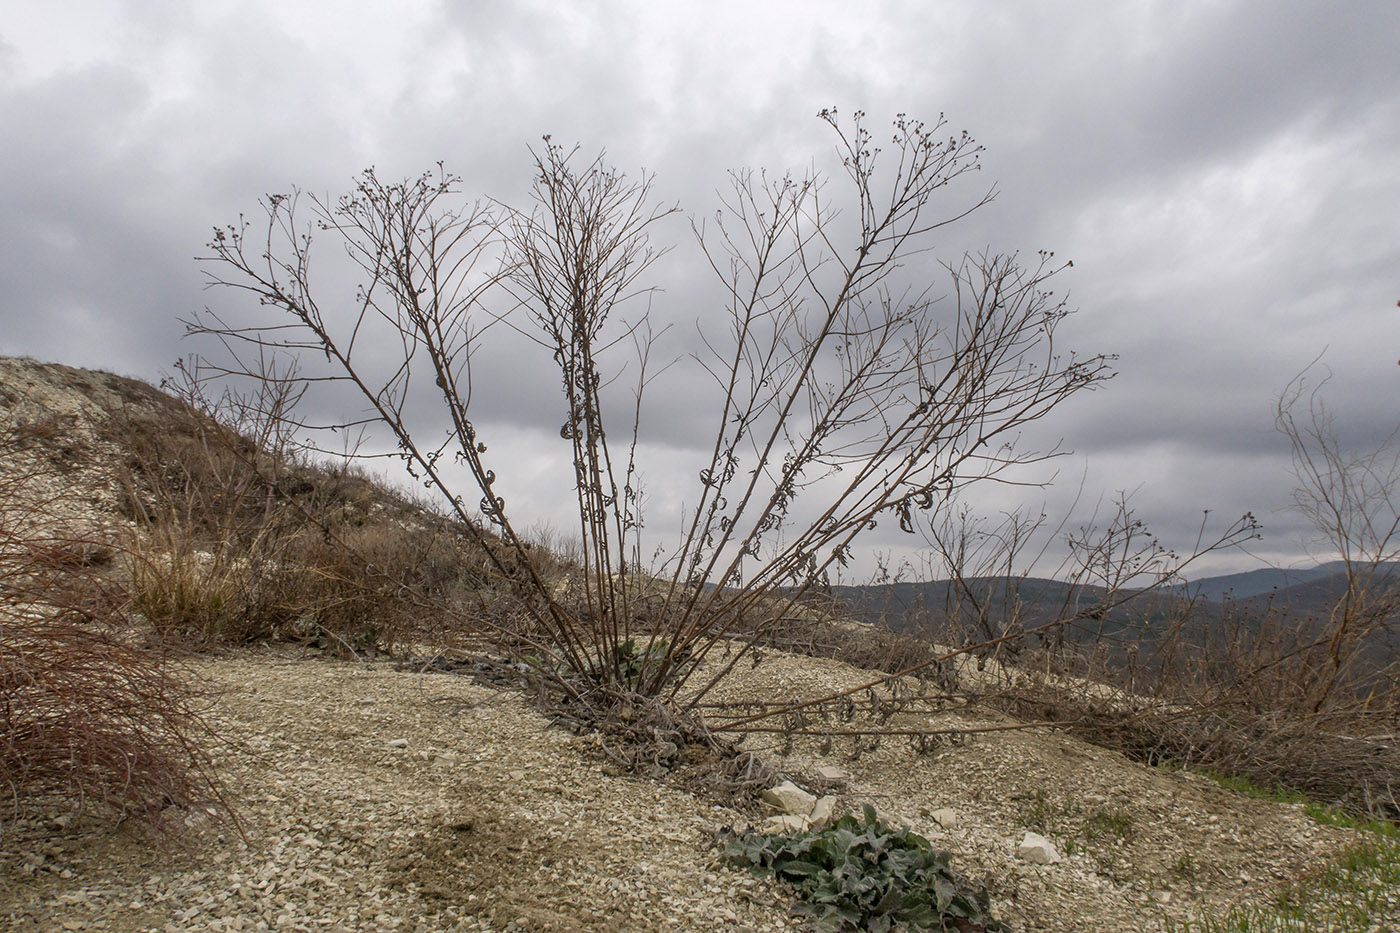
[
  {"left": 0, "top": 613, "right": 225, "bottom": 834},
  {"left": 866, "top": 459, "right": 1399, "bottom": 820},
  {"left": 124, "top": 528, "right": 258, "bottom": 644},
  {"left": 193, "top": 109, "right": 1112, "bottom": 738},
  {"left": 0, "top": 423, "right": 225, "bottom": 836},
  {"left": 722, "top": 804, "right": 1008, "bottom": 932}
]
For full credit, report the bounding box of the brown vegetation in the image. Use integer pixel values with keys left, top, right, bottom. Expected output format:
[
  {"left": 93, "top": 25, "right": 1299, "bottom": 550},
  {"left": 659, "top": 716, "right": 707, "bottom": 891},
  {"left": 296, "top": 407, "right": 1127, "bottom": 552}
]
[{"left": 0, "top": 421, "right": 224, "bottom": 835}]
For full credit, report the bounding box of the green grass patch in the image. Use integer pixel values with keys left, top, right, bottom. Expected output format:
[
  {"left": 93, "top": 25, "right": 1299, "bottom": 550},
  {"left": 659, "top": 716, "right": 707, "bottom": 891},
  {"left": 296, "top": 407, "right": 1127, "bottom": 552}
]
[
  {"left": 1183, "top": 768, "right": 1397, "bottom": 837},
  {"left": 1161, "top": 768, "right": 1400, "bottom": 931},
  {"left": 1166, "top": 838, "right": 1400, "bottom": 932},
  {"left": 1301, "top": 803, "right": 1398, "bottom": 838}
]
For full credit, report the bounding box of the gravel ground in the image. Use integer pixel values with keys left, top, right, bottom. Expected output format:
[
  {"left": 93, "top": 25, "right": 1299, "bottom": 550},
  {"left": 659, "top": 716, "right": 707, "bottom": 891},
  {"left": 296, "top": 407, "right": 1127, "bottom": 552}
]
[
  {"left": 2, "top": 645, "right": 1390, "bottom": 933},
  {"left": 1, "top": 651, "right": 802, "bottom": 932}
]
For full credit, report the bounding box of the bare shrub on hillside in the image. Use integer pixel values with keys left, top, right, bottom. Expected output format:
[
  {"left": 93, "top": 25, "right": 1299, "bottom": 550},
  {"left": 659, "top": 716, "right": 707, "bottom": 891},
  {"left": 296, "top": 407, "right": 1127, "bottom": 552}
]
[
  {"left": 192, "top": 110, "right": 1116, "bottom": 729},
  {"left": 1277, "top": 369, "right": 1400, "bottom": 712},
  {"left": 1107, "top": 375, "right": 1400, "bottom": 816},
  {"left": 702, "top": 498, "right": 1257, "bottom": 739}
]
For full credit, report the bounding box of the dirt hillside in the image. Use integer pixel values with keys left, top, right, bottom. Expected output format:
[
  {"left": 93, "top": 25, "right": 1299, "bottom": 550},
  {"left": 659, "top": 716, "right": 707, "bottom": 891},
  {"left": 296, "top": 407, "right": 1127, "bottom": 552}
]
[{"left": 0, "top": 357, "right": 1390, "bottom": 932}]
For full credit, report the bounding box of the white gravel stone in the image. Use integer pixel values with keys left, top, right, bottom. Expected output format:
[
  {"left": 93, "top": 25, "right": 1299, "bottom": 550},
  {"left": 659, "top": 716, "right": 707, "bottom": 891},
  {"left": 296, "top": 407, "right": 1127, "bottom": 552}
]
[
  {"left": 809, "top": 796, "right": 840, "bottom": 830},
  {"left": 760, "top": 781, "right": 817, "bottom": 816},
  {"left": 930, "top": 807, "right": 962, "bottom": 830},
  {"left": 1016, "top": 832, "right": 1062, "bottom": 865}
]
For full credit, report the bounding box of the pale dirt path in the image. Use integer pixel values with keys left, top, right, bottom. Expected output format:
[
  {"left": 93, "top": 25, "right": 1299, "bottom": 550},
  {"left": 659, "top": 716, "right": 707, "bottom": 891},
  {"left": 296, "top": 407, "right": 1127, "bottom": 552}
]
[{"left": 1, "top": 650, "right": 796, "bottom": 933}]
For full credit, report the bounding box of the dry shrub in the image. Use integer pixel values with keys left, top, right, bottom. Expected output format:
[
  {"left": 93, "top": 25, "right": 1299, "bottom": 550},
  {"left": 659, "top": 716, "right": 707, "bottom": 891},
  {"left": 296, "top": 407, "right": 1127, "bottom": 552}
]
[
  {"left": 0, "top": 614, "right": 225, "bottom": 834},
  {"left": 107, "top": 382, "right": 492, "bottom": 653},
  {"left": 1131, "top": 597, "right": 1398, "bottom": 817},
  {"left": 749, "top": 596, "right": 947, "bottom": 678},
  {"left": 256, "top": 520, "right": 488, "bottom": 651},
  {"left": 123, "top": 529, "right": 257, "bottom": 645},
  {"left": 192, "top": 112, "right": 1112, "bottom": 719},
  {"left": 978, "top": 596, "right": 1400, "bottom": 820},
  {"left": 834, "top": 481, "right": 1400, "bottom": 820},
  {"left": 0, "top": 423, "right": 225, "bottom": 836},
  {"left": 122, "top": 503, "right": 488, "bottom": 653}
]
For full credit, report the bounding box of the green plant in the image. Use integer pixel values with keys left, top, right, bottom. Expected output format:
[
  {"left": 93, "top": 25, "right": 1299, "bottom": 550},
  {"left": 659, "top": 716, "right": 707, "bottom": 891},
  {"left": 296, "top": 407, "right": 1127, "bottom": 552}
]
[
  {"left": 1012, "top": 789, "right": 1071, "bottom": 837},
  {"left": 1171, "top": 852, "right": 1197, "bottom": 880},
  {"left": 1083, "top": 806, "right": 1134, "bottom": 841},
  {"left": 721, "top": 804, "right": 1008, "bottom": 932},
  {"left": 1165, "top": 838, "right": 1400, "bottom": 933}
]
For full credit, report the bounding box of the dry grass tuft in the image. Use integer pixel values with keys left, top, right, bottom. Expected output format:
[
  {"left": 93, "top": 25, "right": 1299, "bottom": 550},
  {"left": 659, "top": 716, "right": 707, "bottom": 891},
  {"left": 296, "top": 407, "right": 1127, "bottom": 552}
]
[
  {"left": 106, "top": 383, "right": 493, "bottom": 653},
  {"left": 0, "top": 614, "right": 226, "bottom": 834},
  {"left": 1, "top": 421, "right": 226, "bottom": 836}
]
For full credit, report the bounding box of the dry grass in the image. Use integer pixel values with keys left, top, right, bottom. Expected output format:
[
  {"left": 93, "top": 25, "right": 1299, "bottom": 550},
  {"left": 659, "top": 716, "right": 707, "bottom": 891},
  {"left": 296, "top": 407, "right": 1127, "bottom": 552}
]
[
  {"left": 106, "top": 388, "right": 494, "bottom": 653},
  {"left": 0, "top": 423, "right": 226, "bottom": 836}
]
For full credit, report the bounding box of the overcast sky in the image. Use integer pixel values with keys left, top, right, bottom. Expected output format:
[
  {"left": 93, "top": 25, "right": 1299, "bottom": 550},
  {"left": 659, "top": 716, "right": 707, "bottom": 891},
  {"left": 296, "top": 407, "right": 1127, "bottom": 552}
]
[{"left": 3, "top": 1, "right": 1397, "bottom": 580}]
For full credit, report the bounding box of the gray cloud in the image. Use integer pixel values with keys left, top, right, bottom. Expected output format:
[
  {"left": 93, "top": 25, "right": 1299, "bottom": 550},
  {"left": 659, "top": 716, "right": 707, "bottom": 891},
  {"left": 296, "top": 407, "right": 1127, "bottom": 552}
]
[{"left": 2, "top": 1, "right": 1396, "bottom": 578}]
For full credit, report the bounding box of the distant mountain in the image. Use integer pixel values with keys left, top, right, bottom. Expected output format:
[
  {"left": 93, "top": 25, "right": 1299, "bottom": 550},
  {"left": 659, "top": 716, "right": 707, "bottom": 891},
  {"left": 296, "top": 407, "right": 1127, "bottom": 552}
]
[
  {"left": 1174, "top": 565, "right": 1343, "bottom": 601},
  {"left": 830, "top": 561, "right": 1400, "bottom": 644},
  {"left": 830, "top": 576, "right": 1115, "bottom": 636},
  {"left": 1179, "top": 562, "right": 1400, "bottom": 619}
]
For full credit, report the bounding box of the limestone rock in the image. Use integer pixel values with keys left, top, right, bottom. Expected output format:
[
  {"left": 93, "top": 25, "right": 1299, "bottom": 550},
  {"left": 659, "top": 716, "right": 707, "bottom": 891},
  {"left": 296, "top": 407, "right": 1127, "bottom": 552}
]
[
  {"left": 1016, "top": 831, "right": 1061, "bottom": 865},
  {"left": 809, "top": 796, "right": 840, "bottom": 830},
  {"left": 930, "top": 807, "right": 962, "bottom": 830},
  {"left": 761, "top": 781, "right": 817, "bottom": 816},
  {"left": 816, "top": 765, "right": 849, "bottom": 783}
]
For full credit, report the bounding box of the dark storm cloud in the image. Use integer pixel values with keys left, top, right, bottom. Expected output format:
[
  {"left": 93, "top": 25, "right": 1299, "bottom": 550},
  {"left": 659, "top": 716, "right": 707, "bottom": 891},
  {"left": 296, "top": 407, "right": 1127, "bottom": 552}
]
[
  {"left": 0, "top": 63, "right": 193, "bottom": 371},
  {"left": 919, "top": 3, "right": 1400, "bottom": 230}
]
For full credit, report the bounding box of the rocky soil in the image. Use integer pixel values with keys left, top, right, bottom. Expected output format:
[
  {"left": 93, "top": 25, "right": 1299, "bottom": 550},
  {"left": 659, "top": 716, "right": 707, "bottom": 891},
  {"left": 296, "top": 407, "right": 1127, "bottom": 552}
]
[{"left": 0, "top": 643, "right": 1380, "bottom": 933}]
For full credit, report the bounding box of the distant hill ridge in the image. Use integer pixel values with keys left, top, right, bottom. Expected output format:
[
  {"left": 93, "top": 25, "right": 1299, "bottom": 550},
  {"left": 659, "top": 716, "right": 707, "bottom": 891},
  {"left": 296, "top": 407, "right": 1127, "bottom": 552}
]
[
  {"left": 1172, "top": 561, "right": 1400, "bottom": 601},
  {"left": 831, "top": 561, "right": 1400, "bottom": 638}
]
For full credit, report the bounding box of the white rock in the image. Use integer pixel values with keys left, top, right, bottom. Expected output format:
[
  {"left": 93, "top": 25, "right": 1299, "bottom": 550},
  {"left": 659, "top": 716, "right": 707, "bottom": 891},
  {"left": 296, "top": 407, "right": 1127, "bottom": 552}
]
[
  {"left": 930, "top": 808, "right": 961, "bottom": 830},
  {"left": 809, "top": 796, "right": 840, "bottom": 830},
  {"left": 386, "top": 738, "right": 409, "bottom": 749},
  {"left": 1016, "top": 831, "right": 1061, "bottom": 865},
  {"left": 816, "top": 765, "right": 849, "bottom": 782},
  {"left": 760, "top": 781, "right": 818, "bottom": 816}
]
